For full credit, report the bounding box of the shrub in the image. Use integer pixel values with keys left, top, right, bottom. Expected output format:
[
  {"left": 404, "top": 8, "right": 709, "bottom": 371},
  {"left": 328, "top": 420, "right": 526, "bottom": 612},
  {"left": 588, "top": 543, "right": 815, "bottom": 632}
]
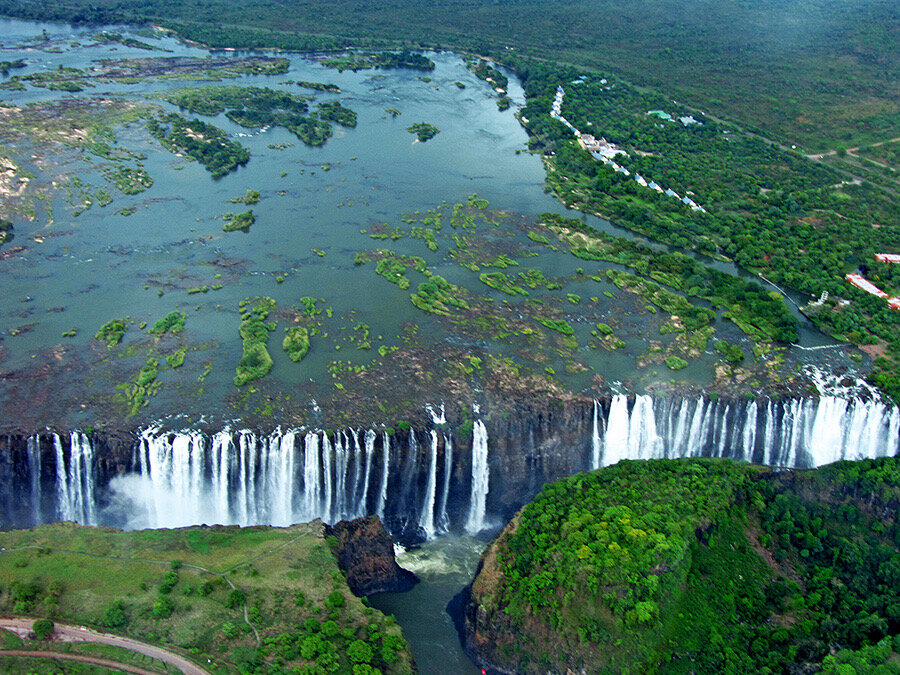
[{"left": 32, "top": 618, "right": 54, "bottom": 640}]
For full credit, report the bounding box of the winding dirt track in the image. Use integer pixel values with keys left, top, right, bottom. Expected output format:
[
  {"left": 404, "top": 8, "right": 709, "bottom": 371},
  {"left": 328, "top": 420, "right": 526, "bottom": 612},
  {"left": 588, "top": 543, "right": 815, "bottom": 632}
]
[
  {"left": 0, "top": 617, "right": 209, "bottom": 675},
  {"left": 0, "top": 649, "right": 160, "bottom": 674}
]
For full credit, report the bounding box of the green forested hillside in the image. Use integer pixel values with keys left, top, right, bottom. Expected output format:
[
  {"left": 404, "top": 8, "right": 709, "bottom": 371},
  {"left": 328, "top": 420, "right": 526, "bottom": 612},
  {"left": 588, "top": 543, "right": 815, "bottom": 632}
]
[{"left": 466, "top": 458, "right": 900, "bottom": 673}]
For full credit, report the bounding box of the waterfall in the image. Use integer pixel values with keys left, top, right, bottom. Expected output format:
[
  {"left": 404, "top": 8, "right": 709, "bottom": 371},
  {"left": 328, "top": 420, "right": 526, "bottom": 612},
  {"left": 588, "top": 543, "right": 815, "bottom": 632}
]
[
  {"left": 334, "top": 432, "right": 348, "bottom": 520},
  {"left": 603, "top": 394, "right": 630, "bottom": 466},
  {"left": 591, "top": 400, "right": 602, "bottom": 469},
  {"left": 302, "top": 431, "right": 321, "bottom": 521},
  {"left": 591, "top": 394, "right": 899, "bottom": 468},
  {"left": 361, "top": 430, "right": 376, "bottom": 518},
  {"left": 350, "top": 430, "right": 362, "bottom": 518},
  {"left": 53, "top": 432, "right": 95, "bottom": 525},
  {"left": 418, "top": 431, "right": 438, "bottom": 539},
  {"left": 377, "top": 432, "right": 390, "bottom": 519},
  {"left": 27, "top": 435, "right": 41, "bottom": 523},
  {"left": 465, "top": 420, "right": 490, "bottom": 534},
  {"left": 6, "top": 393, "right": 898, "bottom": 537},
  {"left": 322, "top": 432, "right": 334, "bottom": 521},
  {"left": 438, "top": 432, "right": 453, "bottom": 532}
]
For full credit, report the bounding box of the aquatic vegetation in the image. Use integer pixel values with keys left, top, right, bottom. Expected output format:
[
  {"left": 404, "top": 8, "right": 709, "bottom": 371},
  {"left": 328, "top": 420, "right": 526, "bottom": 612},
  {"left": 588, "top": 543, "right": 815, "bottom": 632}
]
[
  {"left": 230, "top": 189, "right": 260, "bottom": 205},
  {"left": 715, "top": 339, "right": 745, "bottom": 364},
  {"left": 162, "top": 85, "right": 351, "bottom": 145},
  {"left": 125, "top": 357, "right": 160, "bottom": 415},
  {"left": 0, "top": 219, "right": 13, "bottom": 246},
  {"left": 288, "top": 117, "right": 333, "bottom": 146},
  {"left": 94, "top": 318, "right": 129, "bottom": 347},
  {"left": 166, "top": 347, "right": 187, "bottom": 368},
  {"left": 92, "top": 31, "right": 165, "bottom": 51},
  {"left": 606, "top": 270, "right": 713, "bottom": 331},
  {"left": 376, "top": 257, "right": 411, "bottom": 289},
  {"left": 102, "top": 166, "right": 153, "bottom": 195},
  {"left": 465, "top": 58, "right": 508, "bottom": 93},
  {"left": 165, "top": 84, "right": 308, "bottom": 121},
  {"left": 406, "top": 122, "right": 439, "bottom": 142},
  {"left": 322, "top": 50, "right": 434, "bottom": 72},
  {"left": 149, "top": 311, "right": 186, "bottom": 335},
  {"left": 299, "top": 297, "right": 322, "bottom": 316},
  {"left": 21, "top": 67, "right": 89, "bottom": 92},
  {"left": 0, "top": 59, "right": 26, "bottom": 76},
  {"left": 94, "top": 55, "right": 288, "bottom": 81},
  {"left": 316, "top": 101, "right": 357, "bottom": 127},
  {"left": 480, "top": 272, "right": 529, "bottom": 296},
  {"left": 283, "top": 326, "right": 311, "bottom": 362},
  {"left": 222, "top": 210, "right": 255, "bottom": 232},
  {"left": 295, "top": 80, "right": 341, "bottom": 92},
  {"left": 235, "top": 297, "right": 276, "bottom": 386},
  {"left": 665, "top": 355, "right": 688, "bottom": 370},
  {"left": 410, "top": 275, "right": 468, "bottom": 316},
  {"left": 146, "top": 113, "right": 249, "bottom": 178},
  {"left": 536, "top": 317, "right": 575, "bottom": 335}
]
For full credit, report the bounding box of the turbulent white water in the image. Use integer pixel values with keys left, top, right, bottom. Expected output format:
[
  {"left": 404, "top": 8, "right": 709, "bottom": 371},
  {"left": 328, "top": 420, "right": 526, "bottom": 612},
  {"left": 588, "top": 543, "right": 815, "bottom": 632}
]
[
  {"left": 8, "top": 393, "right": 899, "bottom": 536},
  {"left": 419, "top": 431, "right": 439, "bottom": 539},
  {"left": 593, "top": 394, "right": 899, "bottom": 467},
  {"left": 465, "top": 421, "right": 490, "bottom": 534}
]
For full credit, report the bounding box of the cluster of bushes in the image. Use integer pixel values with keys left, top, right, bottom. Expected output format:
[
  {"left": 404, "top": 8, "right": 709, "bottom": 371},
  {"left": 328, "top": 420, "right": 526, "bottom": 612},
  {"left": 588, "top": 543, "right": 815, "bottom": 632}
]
[{"left": 234, "top": 297, "right": 276, "bottom": 386}]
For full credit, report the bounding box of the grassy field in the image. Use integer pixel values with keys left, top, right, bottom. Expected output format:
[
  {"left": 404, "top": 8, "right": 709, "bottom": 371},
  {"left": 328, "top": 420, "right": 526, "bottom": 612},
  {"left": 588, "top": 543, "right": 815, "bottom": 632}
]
[{"left": 0, "top": 522, "right": 414, "bottom": 674}]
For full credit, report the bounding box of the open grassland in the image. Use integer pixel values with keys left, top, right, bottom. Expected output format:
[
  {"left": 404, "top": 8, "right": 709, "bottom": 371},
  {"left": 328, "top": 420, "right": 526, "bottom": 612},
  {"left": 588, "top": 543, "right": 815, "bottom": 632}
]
[{"left": 0, "top": 522, "right": 414, "bottom": 674}]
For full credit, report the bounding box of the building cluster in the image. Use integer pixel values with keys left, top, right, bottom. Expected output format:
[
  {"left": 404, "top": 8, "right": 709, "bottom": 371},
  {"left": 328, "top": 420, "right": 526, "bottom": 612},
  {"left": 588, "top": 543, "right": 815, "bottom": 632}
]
[
  {"left": 550, "top": 86, "right": 705, "bottom": 212},
  {"left": 846, "top": 273, "right": 900, "bottom": 310},
  {"left": 647, "top": 109, "right": 702, "bottom": 126}
]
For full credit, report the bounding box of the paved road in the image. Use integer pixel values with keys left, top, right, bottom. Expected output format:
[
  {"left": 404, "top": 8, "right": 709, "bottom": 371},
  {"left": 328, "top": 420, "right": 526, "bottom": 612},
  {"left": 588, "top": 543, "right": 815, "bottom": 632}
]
[
  {"left": 0, "top": 649, "right": 161, "bottom": 674},
  {"left": 0, "top": 617, "right": 209, "bottom": 675}
]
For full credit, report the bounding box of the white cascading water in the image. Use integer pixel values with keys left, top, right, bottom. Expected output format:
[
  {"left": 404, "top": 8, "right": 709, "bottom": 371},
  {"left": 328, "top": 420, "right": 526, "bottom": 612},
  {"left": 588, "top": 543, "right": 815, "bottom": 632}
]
[
  {"left": 27, "top": 434, "right": 41, "bottom": 523},
  {"left": 53, "top": 432, "right": 96, "bottom": 525},
  {"left": 438, "top": 432, "right": 453, "bottom": 532},
  {"left": 465, "top": 420, "right": 490, "bottom": 534},
  {"left": 419, "top": 430, "right": 438, "bottom": 539},
  {"left": 590, "top": 395, "right": 900, "bottom": 468},
  {"left": 361, "top": 430, "right": 376, "bottom": 518},
  {"left": 376, "top": 432, "right": 390, "bottom": 519},
  {"left": 322, "top": 433, "right": 334, "bottom": 520},
  {"left": 16, "top": 392, "right": 900, "bottom": 534},
  {"left": 302, "top": 431, "right": 321, "bottom": 521}
]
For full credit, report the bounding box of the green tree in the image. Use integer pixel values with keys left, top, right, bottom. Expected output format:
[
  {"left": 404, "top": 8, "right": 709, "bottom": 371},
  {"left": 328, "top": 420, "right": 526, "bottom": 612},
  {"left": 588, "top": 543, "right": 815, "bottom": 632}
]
[{"left": 32, "top": 618, "right": 54, "bottom": 640}]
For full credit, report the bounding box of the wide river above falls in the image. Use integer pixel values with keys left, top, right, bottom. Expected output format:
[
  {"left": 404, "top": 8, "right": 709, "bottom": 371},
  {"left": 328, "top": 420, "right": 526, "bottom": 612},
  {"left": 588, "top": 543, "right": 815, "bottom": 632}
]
[{"left": 0, "top": 19, "right": 857, "bottom": 431}]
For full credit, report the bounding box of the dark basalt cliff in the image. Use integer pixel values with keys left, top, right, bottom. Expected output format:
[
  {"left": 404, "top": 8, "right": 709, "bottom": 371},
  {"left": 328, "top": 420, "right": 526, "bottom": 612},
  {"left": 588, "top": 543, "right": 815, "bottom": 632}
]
[
  {"left": 326, "top": 515, "right": 417, "bottom": 596},
  {"left": 461, "top": 513, "right": 523, "bottom": 675}
]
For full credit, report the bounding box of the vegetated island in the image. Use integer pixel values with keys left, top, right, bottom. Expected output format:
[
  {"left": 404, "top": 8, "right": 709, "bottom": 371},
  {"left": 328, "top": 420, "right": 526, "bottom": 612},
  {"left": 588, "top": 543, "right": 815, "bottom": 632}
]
[
  {"left": 406, "top": 122, "right": 439, "bottom": 142},
  {"left": 147, "top": 113, "right": 249, "bottom": 178},
  {"left": 465, "top": 456, "right": 900, "bottom": 674},
  {"left": 0, "top": 519, "right": 415, "bottom": 674}
]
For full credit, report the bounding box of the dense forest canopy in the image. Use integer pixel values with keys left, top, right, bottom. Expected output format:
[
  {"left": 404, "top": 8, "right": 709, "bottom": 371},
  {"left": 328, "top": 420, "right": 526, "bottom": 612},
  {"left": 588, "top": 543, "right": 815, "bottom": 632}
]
[
  {"left": 468, "top": 458, "right": 900, "bottom": 673},
  {"left": 0, "top": 0, "right": 897, "bottom": 148}
]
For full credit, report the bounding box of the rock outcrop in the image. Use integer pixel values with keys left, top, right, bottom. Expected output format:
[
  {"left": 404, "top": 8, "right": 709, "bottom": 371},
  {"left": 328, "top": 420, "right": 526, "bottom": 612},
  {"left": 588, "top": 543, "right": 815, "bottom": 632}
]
[{"left": 326, "top": 515, "right": 417, "bottom": 596}]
